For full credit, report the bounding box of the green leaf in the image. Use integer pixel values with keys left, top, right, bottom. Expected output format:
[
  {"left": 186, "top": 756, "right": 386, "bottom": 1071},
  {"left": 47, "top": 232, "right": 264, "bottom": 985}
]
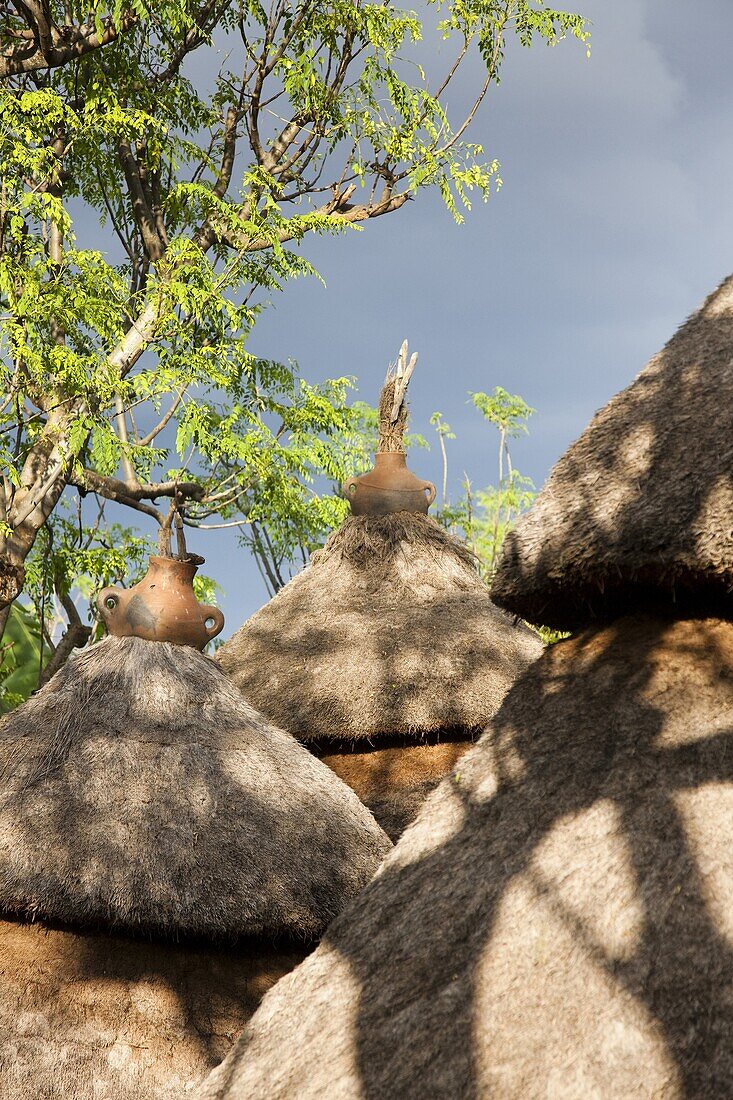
[{"left": 0, "top": 604, "right": 46, "bottom": 711}]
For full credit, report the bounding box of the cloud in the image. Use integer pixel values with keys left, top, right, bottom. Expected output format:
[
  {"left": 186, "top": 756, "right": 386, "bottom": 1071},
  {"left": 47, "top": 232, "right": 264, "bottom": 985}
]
[{"left": 138, "top": 0, "right": 733, "bottom": 625}]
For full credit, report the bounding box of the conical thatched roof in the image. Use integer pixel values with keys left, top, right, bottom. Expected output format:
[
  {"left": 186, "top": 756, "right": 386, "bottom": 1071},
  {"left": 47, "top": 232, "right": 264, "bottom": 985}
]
[
  {"left": 491, "top": 273, "right": 733, "bottom": 630},
  {"left": 0, "top": 635, "right": 390, "bottom": 941},
  {"left": 218, "top": 512, "right": 542, "bottom": 742},
  {"left": 198, "top": 613, "right": 733, "bottom": 1099}
]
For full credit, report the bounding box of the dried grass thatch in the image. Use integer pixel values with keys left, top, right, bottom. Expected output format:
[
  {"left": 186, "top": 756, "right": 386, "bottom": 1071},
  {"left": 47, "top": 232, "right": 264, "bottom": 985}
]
[
  {"left": 218, "top": 513, "right": 541, "bottom": 744},
  {"left": 378, "top": 377, "right": 409, "bottom": 453},
  {"left": 200, "top": 613, "right": 733, "bottom": 1099},
  {"left": 220, "top": 513, "right": 540, "bottom": 838},
  {"left": 377, "top": 337, "right": 416, "bottom": 453},
  {"left": 320, "top": 738, "right": 470, "bottom": 842},
  {"left": 491, "top": 273, "right": 733, "bottom": 630},
  {"left": 0, "top": 635, "right": 391, "bottom": 941},
  {"left": 0, "top": 918, "right": 306, "bottom": 1100}
]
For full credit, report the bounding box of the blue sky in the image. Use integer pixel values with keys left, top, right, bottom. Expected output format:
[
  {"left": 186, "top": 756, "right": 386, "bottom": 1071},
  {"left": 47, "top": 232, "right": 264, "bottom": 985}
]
[
  {"left": 246, "top": 0, "right": 732, "bottom": 493},
  {"left": 197, "top": 0, "right": 733, "bottom": 634}
]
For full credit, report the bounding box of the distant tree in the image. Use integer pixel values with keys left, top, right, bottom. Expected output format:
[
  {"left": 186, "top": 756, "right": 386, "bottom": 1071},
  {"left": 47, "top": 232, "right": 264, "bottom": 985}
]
[
  {"left": 0, "top": 0, "right": 589, "bottom": 658},
  {"left": 433, "top": 386, "right": 535, "bottom": 576},
  {"left": 429, "top": 411, "right": 456, "bottom": 510}
]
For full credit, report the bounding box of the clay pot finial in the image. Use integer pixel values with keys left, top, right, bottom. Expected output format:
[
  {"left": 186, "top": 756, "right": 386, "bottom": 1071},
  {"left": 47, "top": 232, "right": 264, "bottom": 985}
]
[
  {"left": 96, "top": 505, "right": 224, "bottom": 650},
  {"left": 342, "top": 340, "right": 436, "bottom": 517}
]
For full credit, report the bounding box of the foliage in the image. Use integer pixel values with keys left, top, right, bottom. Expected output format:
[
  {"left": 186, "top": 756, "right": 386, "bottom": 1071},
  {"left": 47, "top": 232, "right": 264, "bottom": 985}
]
[
  {"left": 430, "top": 388, "right": 575, "bottom": 642},
  {"left": 435, "top": 387, "right": 535, "bottom": 577},
  {"left": 0, "top": 603, "right": 46, "bottom": 712},
  {"left": 0, "top": 0, "right": 588, "bottom": 668},
  {"left": 537, "top": 624, "right": 571, "bottom": 645},
  {"left": 429, "top": 390, "right": 573, "bottom": 642},
  {"left": 469, "top": 387, "right": 535, "bottom": 440},
  {"left": 23, "top": 502, "right": 151, "bottom": 610},
  {"left": 440, "top": 471, "right": 535, "bottom": 575}
]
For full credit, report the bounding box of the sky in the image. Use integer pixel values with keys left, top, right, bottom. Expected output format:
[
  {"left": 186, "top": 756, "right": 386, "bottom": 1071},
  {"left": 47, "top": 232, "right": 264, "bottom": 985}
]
[{"left": 71, "top": 0, "right": 733, "bottom": 635}]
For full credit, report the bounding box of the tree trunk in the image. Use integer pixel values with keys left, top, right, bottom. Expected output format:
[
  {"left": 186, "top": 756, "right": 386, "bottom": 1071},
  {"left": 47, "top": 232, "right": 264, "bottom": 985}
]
[
  {"left": 0, "top": 457, "right": 69, "bottom": 645},
  {"left": 0, "top": 561, "right": 24, "bottom": 612}
]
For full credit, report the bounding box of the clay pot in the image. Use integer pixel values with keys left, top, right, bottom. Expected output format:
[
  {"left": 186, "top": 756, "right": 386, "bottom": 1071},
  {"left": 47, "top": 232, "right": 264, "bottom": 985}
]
[
  {"left": 342, "top": 452, "right": 436, "bottom": 517},
  {"left": 97, "top": 555, "right": 224, "bottom": 650}
]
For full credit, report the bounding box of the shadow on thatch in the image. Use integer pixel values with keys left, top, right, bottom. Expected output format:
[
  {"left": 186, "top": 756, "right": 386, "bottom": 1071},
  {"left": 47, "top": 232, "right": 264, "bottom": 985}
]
[
  {"left": 218, "top": 512, "right": 541, "bottom": 840},
  {"left": 200, "top": 613, "right": 733, "bottom": 1099},
  {"left": 0, "top": 636, "right": 392, "bottom": 1097},
  {"left": 229, "top": 589, "right": 530, "bottom": 744},
  {"left": 492, "top": 274, "right": 733, "bottom": 630},
  {"left": 222, "top": 582, "right": 536, "bottom": 840},
  {"left": 219, "top": 514, "right": 541, "bottom": 743},
  {"left": 0, "top": 637, "right": 390, "bottom": 941}
]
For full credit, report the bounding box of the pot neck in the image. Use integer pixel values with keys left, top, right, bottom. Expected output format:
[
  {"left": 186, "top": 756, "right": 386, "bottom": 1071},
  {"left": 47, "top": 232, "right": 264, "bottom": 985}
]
[
  {"left": 374, "top": 450, "right": 407, "bottom": 466},
  {"left": 148, "top": 554, "right": 199, "bottom": 580}
]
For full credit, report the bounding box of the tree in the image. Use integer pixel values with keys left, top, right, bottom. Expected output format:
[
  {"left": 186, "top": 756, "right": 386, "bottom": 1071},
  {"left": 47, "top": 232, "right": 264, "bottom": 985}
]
[
  {"left": 435, "top": 386, "right": 535, "bottom": 576},
  {"left": 0, "top": 0, "right": 589, "bottom": 650},
  {"left": 0, "top": 602, "right": 47, "bottom": 711}
]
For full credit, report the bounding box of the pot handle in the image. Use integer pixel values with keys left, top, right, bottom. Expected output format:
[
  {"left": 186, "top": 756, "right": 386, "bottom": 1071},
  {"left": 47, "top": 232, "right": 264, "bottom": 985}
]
[
  {"left": 342, "top": 476, "right": 359, "bottom": 498},
  {"left": 97, "top": 586, "right": 123, "bottom": 625},
  {"left": 202, "top": 606, "right": 225, "bottom": 641},
  {"left": 421, "top": 480, "right": 437, "bottom": 506}
]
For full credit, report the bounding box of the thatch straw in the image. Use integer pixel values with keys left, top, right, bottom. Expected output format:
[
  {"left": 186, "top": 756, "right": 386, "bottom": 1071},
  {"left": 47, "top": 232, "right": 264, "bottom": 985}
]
[
  {"left": 0, "top": 918, "right": 306, "bottom": 1100},
  {"left": 491, "top": 273, "right": 733, "bottom": 630},
  {"left": 378, "top": 378, "right": 409, "bottom": 453},
  {"left": 320, "top": 738, "right": 470, "bottom": 842},
  {"left": 197, "top": 613, "right": 733, "bottom": 1099},
  {"left": 377, "top": 338, "right": 416, "bottom": 453},
  {"left": 0, "top": 636, "right": 390, "bottom": 941},
  {"left": 218, "top": 513, "right": 542, "bottom": 743}
]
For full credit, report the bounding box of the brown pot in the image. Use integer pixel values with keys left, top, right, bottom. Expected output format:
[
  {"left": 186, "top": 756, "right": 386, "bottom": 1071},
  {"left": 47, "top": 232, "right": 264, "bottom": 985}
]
[
  {"left": 97, "top": 555, "right": 224, "bottom": 650},
  {"left": 342, "top": 452, "right": 436, "bottom": 517}
]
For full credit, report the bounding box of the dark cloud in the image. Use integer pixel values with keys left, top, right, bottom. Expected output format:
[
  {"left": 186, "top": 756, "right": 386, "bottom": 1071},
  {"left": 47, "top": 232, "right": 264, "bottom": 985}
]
[{"left": 127, "top": 1, "right": 733, "bottom": 631}]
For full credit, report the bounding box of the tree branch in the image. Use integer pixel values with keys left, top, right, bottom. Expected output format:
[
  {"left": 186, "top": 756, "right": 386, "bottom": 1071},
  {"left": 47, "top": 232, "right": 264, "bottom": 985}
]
[
  {"left": 118, "top": 139, "right": 165, "bottom": 263},
  {"left": 212, "top": 103, "right": 240, "bottom": 200},
  {"left": 137, "top": 388, "right": 186, "bottom": 446},
  {"left": 216, "top": 184, "right": 410, "bottom": 252},
  {"left": 250, "top": 520, "right": 284, "bottom": 593},
  {"left": 1, "top": 8, "right": 137, "bottom": 77},
  {"left": 10, "top": 452, "right": 68, "bottom": 530},
  {"left": 39, "top": 589, "right": 91, "bottom": 684},
  {"left": 70, "top": 469, "right": 205, "bottom": 518},
  {"left": 153, "top": 0, "right": 232, "bottom": 84}
]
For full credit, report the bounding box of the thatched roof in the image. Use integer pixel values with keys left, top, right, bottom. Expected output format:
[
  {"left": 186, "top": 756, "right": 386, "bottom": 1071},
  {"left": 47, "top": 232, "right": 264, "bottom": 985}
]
[
  {"left": 0, "top": 636, "right": 390, "bottom": 941},
  {"left": 218, "top": 512, "right": 542, "bottom": 742},
  {"left": 198, "top": 613, "right": 733, "bottom": 1099},
  {"left": 0, "top": 917, "right": 306, "bottom": 1100},
  {"left": 321, "top": 738, "right": 471, "bottom": 842},
  {"left": 491, "top": 273, "right": 733, "bottom": 630}
]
